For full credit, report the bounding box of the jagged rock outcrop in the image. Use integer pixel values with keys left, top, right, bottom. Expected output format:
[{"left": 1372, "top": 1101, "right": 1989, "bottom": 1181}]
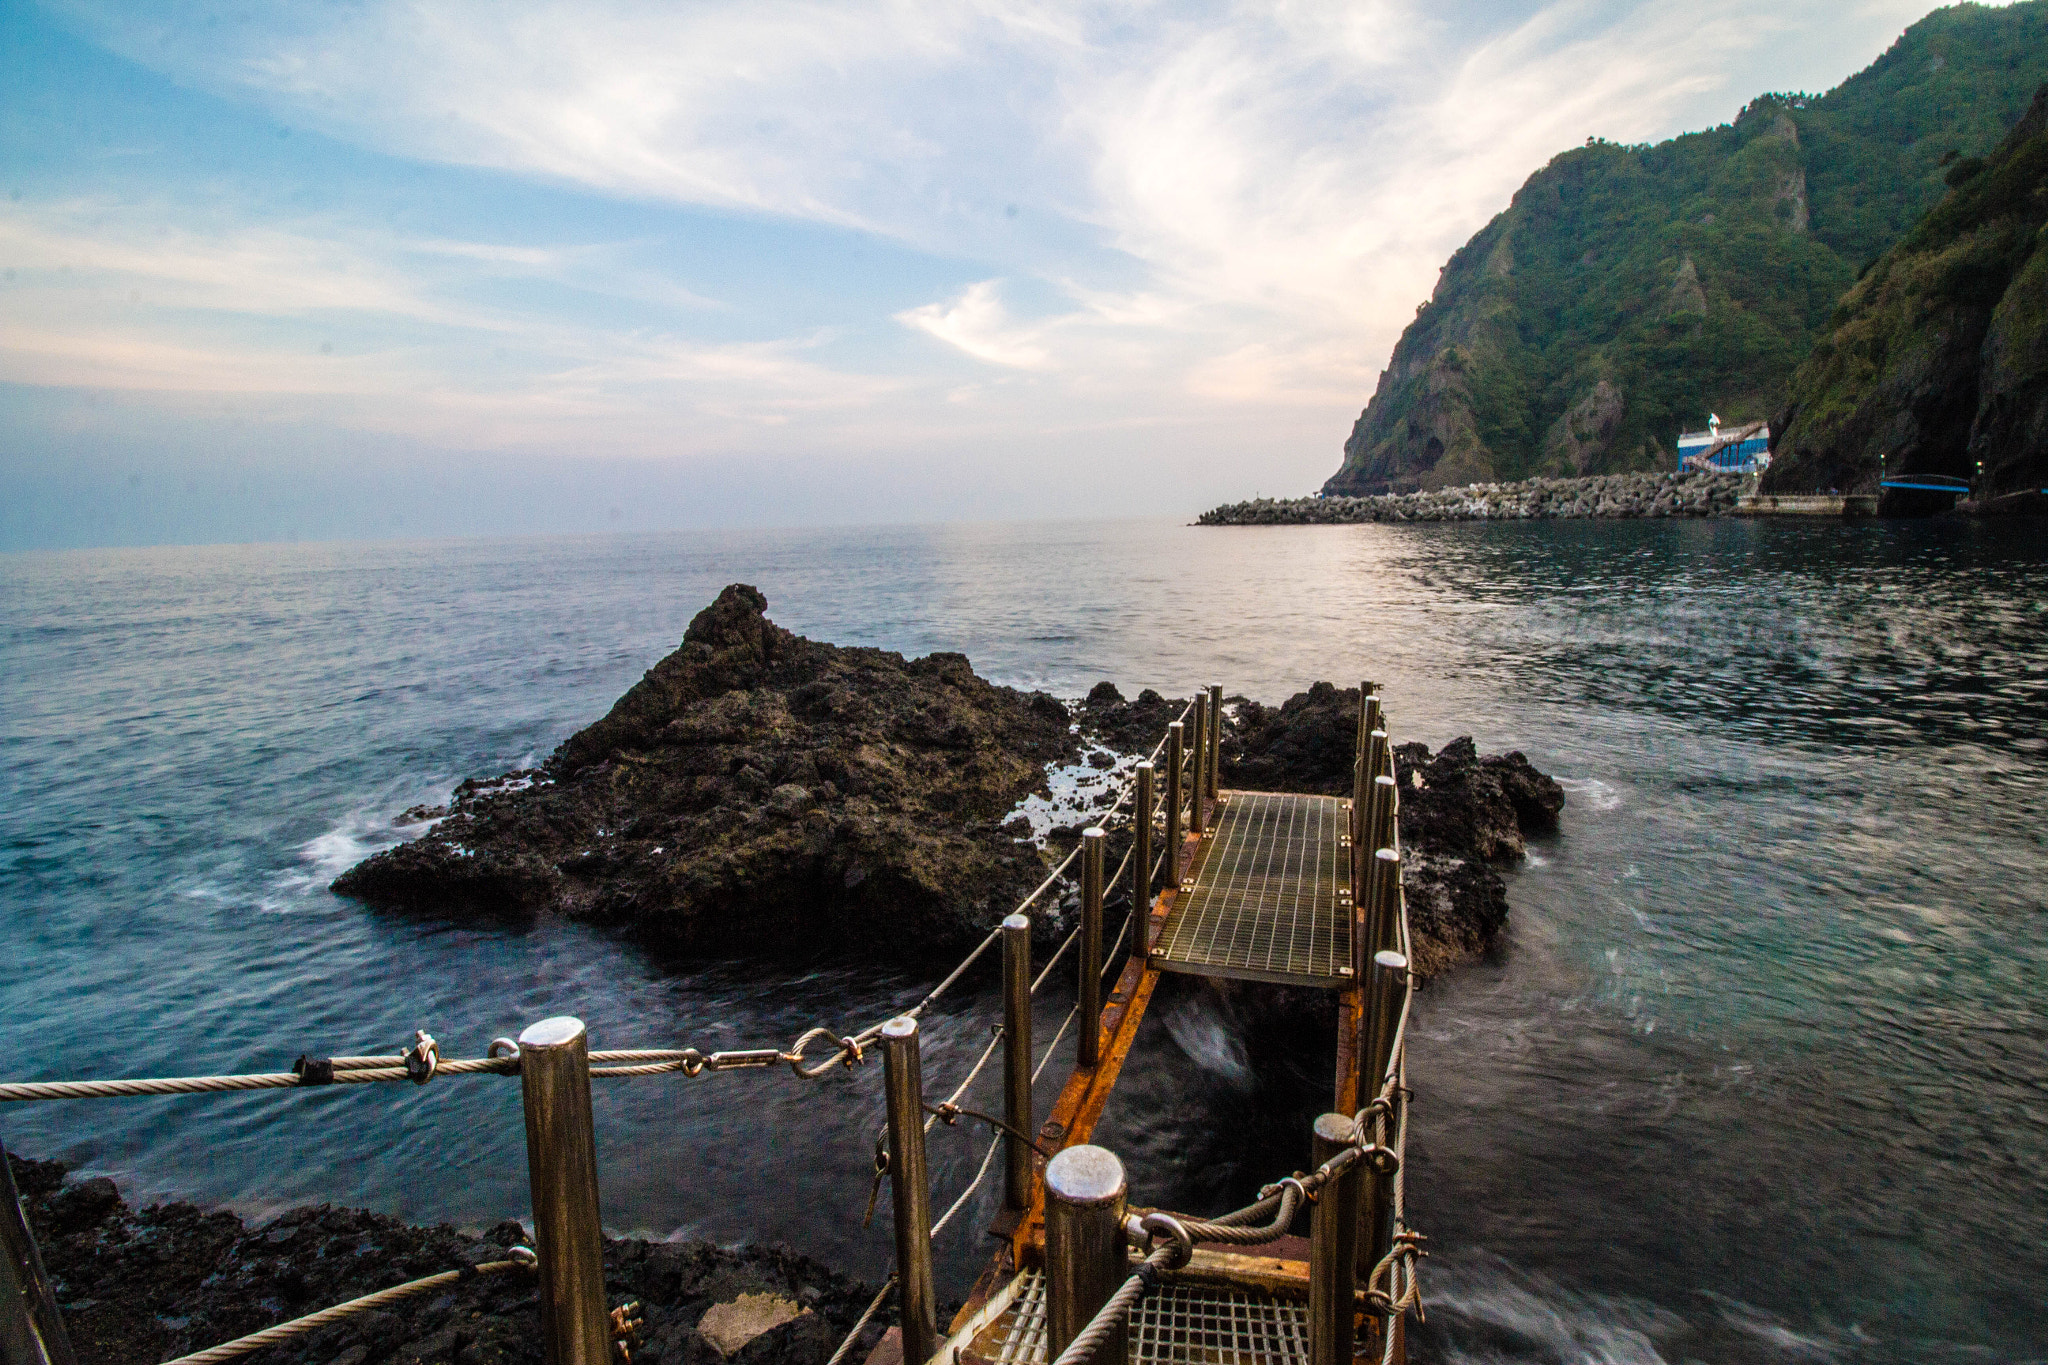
[
  {"left": 6, "top": 1152, "right": 879, "bottom": 1365},
  {"left": 1321, "top": 6, "right": 2048, "bottom": 497},
  {"left": 334, "top": 585, "right": 1079, "bottom": 959},
  {"left": 1210, "top": 683, "right": 1564, "bottom": 978},
  {"left": 1765, "top": 84, "right": 2048, "bottom": 511}
]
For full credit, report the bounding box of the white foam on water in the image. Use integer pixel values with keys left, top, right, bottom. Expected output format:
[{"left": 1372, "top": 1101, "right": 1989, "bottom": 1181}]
[
  {"left": 1425, "top": 1254, "right": 1681, "bottom": 1365},
  {"left": 1007, "top": 742, "right": 1141, "bottom": 844},
  {"left": 253, "top": 781, "right": 457, "bottom": 910},
  {"left": 1160, "top": 994, "right": 1252, "bottom": 1087},
  {"left": 1700, "top": 1291, "right": 1842, "bottom": 1360},
  {"left": 1558, "top": 777, "right": 1624, "bottom": 812}
]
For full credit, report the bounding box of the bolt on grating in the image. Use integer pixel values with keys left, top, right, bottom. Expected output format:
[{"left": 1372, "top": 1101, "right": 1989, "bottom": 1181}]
[{"left": 992, "top": 1270, "right": 1311, "bottom": 1365}]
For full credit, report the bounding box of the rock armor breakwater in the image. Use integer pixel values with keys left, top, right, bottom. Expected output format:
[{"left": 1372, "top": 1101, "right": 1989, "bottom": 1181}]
[{"left": 1199, "top": 470, "right": 1743, "bottom": 525}]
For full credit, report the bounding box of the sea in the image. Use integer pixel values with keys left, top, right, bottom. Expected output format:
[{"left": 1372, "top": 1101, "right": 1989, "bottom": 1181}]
[{"left": 2, "top": 516, "right": 2044, "bottom": 1363}]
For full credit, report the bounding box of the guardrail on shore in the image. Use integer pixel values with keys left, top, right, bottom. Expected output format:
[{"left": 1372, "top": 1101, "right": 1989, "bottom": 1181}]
[
  {"left": 0, "top": 696, "right": 1216, "bottom": 1365},
  {"left": 2, "top": 684, "right": 1422, "bottom": 1365}
]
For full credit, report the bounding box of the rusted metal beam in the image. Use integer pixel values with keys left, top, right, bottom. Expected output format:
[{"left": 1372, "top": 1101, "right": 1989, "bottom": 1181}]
[{"left": 1007, "top": 865, "right": 1183, "bottom": 1267}]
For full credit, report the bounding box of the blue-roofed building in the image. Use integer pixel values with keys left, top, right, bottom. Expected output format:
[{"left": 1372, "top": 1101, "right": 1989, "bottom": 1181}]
[{"left": 1677, "top": 414, "right": 1771, "bottom": 473}]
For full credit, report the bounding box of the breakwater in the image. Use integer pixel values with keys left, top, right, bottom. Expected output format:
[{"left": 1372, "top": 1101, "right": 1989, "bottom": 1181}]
[{"left": 1199, "top": 470, "right": 1744, "bottom": 525}]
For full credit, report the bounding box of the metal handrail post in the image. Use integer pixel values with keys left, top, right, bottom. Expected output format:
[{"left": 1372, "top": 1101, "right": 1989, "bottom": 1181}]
[
  {"left": 1078, "top": 829, "right": 1106, "bottom": 1068},
  {"left": 1002, "top": 914, "right": 1034, "bottom": 1210},
  {"left": 0, "top": 1142, "right": 75, "bottom": 1365},
  {"left": 1362, "top": 950, "right": 1410, "bottom": 1105},
  {"left": 1360, "top": 839, "right": 1397, "bottom": 979},
  {"left": 1196, "top": 683, "right": 1212, "bottom": 802},
  {"left": 1164, "top": 723, "right": 1184, "bottom": 882},
  {"left": 517, "top": 1017, "right": 611, "bottom": 1365},
  {"left": 1350, "top": 755, "right": 1368, "bottom": 915},
  {"left": 1133, "top": 763, "right": 1155, "bottom": 899},
  {"left": 1045, "top": 1146, "right": 1129, "bottom": 1365},
  {"left": 1358, "top": 951, "right": 1409, "bottom": 1291},
  {"left": 1188, "top": 702, "right": 1207, "bottom": 836},
  {"left": 881, "top": 1017, "right": 938, "bottom": 1365},
  {"left": 1373, "top": 842, "right": 1403, "bottom": 958},
  {"left": 1308, "top": 1115, "right": 1362, "bottom": 1365}
]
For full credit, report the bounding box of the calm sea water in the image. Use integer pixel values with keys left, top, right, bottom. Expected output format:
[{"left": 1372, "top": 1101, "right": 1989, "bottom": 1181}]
[{"left": 2, "top": 518, "right": 2044, "bottom": 1363}]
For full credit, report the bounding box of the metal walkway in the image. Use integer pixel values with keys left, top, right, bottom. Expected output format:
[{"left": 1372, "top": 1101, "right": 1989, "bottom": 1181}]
[
  {"left": 1153, "top": 791, "right": 1352, "bottom": 988},
  {"left": 970, "top": 1271, "right": 1310, "bottom": 1365}
]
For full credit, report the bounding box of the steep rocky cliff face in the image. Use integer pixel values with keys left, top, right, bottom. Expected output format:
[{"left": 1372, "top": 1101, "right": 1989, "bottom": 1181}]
[
  {"left": 1764, "top": 85, "right": 2048, "bottom": 508},
  {"left": 1325, "top": 2, "right": 2048, "bottom": 496}
]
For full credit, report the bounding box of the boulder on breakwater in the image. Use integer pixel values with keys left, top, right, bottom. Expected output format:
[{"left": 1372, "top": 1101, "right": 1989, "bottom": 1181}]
[
  {"left": 1218, "top": 682, "right": 1563, "bottom": 978},
  {"left": 1198, "top": 469, "right": 1742, "bottom": 525},
  {"left": 334, "top": 584, "right": 1081, "bottom": 958},
  {"left": 7, "top": 1152, "right": 882, "bottom": 1365}
]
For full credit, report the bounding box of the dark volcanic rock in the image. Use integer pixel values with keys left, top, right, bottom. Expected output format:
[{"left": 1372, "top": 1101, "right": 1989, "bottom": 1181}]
[
  {"left": 334, "top": 585, "right": 1080, "bottom": 960},
  {"left": 1076, "top": 684, "right": 1190, "bottom": 754},
  {"left": 1225, "top": 682, "right": 1359, "bottom": 794},
  {"left": 1217, "top": 685, "right": 1564, "bottom": 977},
  {"left": 1392, "top": 737, "right": 1563, "bottom": 865},
  {"left": 10, "top": 1153, "right": 879, "bottom": 1365}
]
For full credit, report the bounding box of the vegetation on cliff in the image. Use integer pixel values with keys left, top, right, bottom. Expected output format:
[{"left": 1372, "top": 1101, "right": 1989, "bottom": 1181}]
[
  {"left": 1763, "top": 83, "right": 2048, "bottom": 506},
  {"left": 1324, "top": 1, "right": 2048, "bottom": 495}
]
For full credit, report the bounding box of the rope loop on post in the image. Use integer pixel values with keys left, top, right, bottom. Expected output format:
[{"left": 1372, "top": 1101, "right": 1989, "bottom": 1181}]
[
  {"left": 1135, "top": 1212, "right": 1194, "bottom": 1268},
  {"left": 786, "top": 1028, "right": 867, "bottom": 1078}
]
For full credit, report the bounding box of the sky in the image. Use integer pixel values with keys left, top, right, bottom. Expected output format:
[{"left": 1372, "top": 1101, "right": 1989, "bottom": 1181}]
[{"left": 0, "top": 0, "right": 1983, "bottom": 548}]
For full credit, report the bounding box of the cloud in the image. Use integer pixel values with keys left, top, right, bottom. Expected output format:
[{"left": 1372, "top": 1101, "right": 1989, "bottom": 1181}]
[
  {"left": 897, "top": 281, "right": 1051, "bottom": 369},
  {"left": 19, "top": 0, "right": 1953, "bottom": 512}
]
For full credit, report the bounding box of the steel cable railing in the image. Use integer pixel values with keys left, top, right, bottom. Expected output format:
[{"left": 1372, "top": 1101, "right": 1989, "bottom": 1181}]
[{"left": 0, "top": 689, "right": 1221, "bottom": 1365}]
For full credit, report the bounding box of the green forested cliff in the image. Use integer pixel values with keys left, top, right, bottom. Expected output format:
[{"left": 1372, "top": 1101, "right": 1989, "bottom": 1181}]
[
  {"left": 1764, "top": 84, "right": 2048, "bottom": 504},
  {"left": 1324, "top": 1, "right": 2048, "bottom": 495}
]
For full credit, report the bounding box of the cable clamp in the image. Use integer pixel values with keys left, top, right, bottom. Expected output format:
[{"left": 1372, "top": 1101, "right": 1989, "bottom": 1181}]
[
  {"left": 403, "top": 1030, "right": 439, "bottom": 1085},
  {"left": 292, "top": 1056, "right": 335, "bottom": 1086}
]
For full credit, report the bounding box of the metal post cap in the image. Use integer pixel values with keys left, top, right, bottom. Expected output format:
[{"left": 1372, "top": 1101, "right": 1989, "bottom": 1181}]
[
  {"left": 1373, "top": 950, "right": 1409, "bottom": 971},
  {"left": 1374, "top": 775, "right": 1395, "bottom": 787},
  {"left": 1135, "top": 760, "right": 1153, "bottom": 771},
  {"left": 517, "top": 1016, "right": 586, "bottom": 1049},
  {"left": 880, "top": 1016, "right": 918, "bottom": 1041},
  {"left": 1082, "top": 827, "right": 1105, "bottom": 842},
  {"left": 1374, "top": 847, "right": 1398, "bottom": 862},
  {"left": 1003, "top": 912, "right": 1030, "bottom": 931},
  {"left": 1313, "top": 1113, "right": 1358, "bottom": 1145},
  {"left": 1045, "top": 1146, "right": 1126, "bottom": 1206}
]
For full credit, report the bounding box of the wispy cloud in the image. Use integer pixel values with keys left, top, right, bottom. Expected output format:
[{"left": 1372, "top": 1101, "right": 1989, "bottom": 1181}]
[
  {"left": 898, "top": 281, "right": 1051, "bottom": 369},
  {"left": 17, "top": 0, "right": 1952, "bottom": 519}
]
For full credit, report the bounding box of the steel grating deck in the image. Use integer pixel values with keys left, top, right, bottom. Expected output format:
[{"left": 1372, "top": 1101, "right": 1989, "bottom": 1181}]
[
  {"left": 990, "top": 1270, "right": 1309, "bottom": 1365},
  {"left": 1153, "top": 791, "right": 1351, "bottom": 988}
]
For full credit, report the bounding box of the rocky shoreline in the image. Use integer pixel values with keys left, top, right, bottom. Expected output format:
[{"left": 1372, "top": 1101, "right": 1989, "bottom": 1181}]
[
  {"left": 335, "top": 589, "right": 1563, "bottom": 980},
  {"left": 1198, "top": 469, "right": 1744, "bottom": 525},
  {"left": 7, "top": 1152, "right": 884, "bottom": 1365}
]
